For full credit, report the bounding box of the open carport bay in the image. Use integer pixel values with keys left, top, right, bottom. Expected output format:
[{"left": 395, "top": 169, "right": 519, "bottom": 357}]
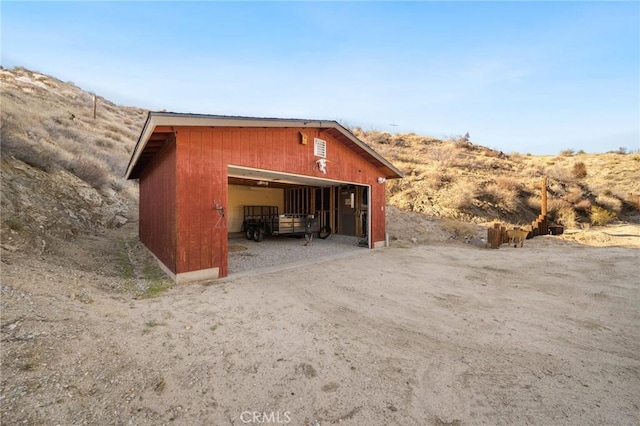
[{"left": 228, "top": 233, "right": 362, "bottom": 275}]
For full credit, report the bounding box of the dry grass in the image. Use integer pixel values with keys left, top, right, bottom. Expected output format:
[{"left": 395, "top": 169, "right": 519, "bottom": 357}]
[
  {"left": 596, "top": 194, "right": 623, "bottom": 213},
  {"left": 3, "top": 66, "right": 638, "bottom": 231},
  {"left": 1, "top": 67, "right": 146, "bottom": 190},
  {"left": 69, "top": 156, "right": 110, "bottom": 189},
  {"left": 555, "top": 206, "right": 578, "bottom": 229},
  {"left": 590, "top": 206, "right": 617, "bottom": 226},
  {"left": 440, "top": 181, "right": 478, "bottom": 210},
  {"left": 361, "top": 126, "right": 639, "bottom": 225},
  {"left": 483, "top": 183, "right": 519, "bottom": 212},
  {"left": 574, "top": 199, "right": 592, "bottom": 212}
]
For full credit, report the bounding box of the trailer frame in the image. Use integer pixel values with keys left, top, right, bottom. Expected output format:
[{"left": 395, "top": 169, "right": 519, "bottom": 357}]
[{"left": 240, "top": 205, "right": 330, "bottom": 242}]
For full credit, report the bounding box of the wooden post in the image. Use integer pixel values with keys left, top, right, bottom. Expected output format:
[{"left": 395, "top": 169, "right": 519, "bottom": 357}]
[
  {"left": 329, "top": 187, "right": 335, "bottom": 234},
  {"left": 488, "top": 223, "right": 502, "bottom": 248},
  {"left": 500, "top": 225, "right": 507, "bottom": 244},
  {"left": 541, "top": 177, "right": 547, "bottom": 217},
  {"left": 93, "top": 94, "right": 97, "bottom": 119}
]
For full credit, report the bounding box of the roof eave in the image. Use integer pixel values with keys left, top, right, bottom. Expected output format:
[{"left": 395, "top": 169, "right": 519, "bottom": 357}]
[{"left": 125, "top": 112, "right": 403, "bottom": 180}]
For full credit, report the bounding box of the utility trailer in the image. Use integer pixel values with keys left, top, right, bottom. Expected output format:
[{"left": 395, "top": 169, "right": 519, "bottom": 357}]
[{"left": 241, "top": 205, "right": 330, "bottom": 242}]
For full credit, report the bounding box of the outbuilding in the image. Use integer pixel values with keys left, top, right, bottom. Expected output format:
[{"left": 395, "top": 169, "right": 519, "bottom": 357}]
[{"left": 125, "top": 112, "right": 403, "bottom": 283}]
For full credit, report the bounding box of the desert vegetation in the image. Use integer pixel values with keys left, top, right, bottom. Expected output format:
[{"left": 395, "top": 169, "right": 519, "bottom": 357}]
[
  {"left": 1, "top": 66, "right": 146, "bottom": 188},
  {"left": 1, "top": 65, "right": 638, "bottom": 256},
  {"left": 1, "top": 66, "right": 147, "bottom": 254},
  {"left": 352, "top": 129, "right": 639, "bottom": 228}
]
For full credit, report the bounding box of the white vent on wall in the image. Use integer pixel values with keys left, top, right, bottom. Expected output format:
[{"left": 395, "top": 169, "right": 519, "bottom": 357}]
[{"left": 314, "top": 138, "right": 326, "bottom": 158}]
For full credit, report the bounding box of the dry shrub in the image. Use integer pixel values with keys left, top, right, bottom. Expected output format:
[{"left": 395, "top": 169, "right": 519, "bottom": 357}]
[
  {"left": 1, "top": 117, "right": 62, "bottom": 172},
  {"left": 595, "top": 194, "right": 622, "bottom": 212},
  {"left": 522, "top": 164, "right": 544, "bottom": 178},
  {"left": 483, "top": 183, "right": 519, "bottom": 211},
  {"left": 547, "top": 165, "right": 573, "bottom": 182},
  {"left": 423, "top": 171, "right": 447, "bottom": 190},
  {"left": 440, "top": 181, "right": 477, "bottom": 210},
  {"left": 6, "top": 217, "right": 24, "bottom": 231},
  {"left": 420, "top": 137, "right": 442, "bottom": 145},
  {"left": 453, "top": 137, "right": 472, "bottom": 150},
  {"left": 95, "top": 137, "right": 115, "bottom": 149},
  {"left": 390, "top": 135, "right": 409, "bottom": 147},
  {"left": 103, "top": 131, "right": 123, "bottom": 143},
  {"left": 527, "top": 195, "right": 542, "bottom": 211},
  {"left": 572, "top": 162, "right": 587, "bottom": 178},
  {"left": 509, "top": 152, "right": 523, "bottom": 161},
  {"left": 386, "top": 179, "right": 403, "bottom": 196},
  {"left": 559, "top": 149, "right": 575, "bottom": 157},
  {"left": 548, "top": 198, "right": 572, "bottom": 213},
  {"left": 496, "top": 177, "right": 521, "bottom": 192},
  {"left": 574, "top": 199, "right": 592, "bottom": 211},
  {"left": 482, "top": 148, "right": 501, "bottom": 158},
  {"left": 590, "top": 206, "right": 617, "bottom": 226},
  {"left": 390, "top": 190, "right": 417, "bottom": 211},
  {"left": 429, "top": 145, "right": 458, "bottom": 167},
  {"left": 366, "top": 132, "right": 391, "bottom": 145},
  {"left": 68, "top": 156, "right": 109, "bottom": 189},
  {"left": 555, "top": 206, "right": 577, "bottom": 229},
  {"left": 43, "top": 118, "right": 84, "bottom": 141},
  {"left": 565, "top": 189, "right": 584, "bottom": 204}
]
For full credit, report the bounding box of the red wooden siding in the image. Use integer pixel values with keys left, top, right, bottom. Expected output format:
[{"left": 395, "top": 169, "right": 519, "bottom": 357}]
[
  {"left": 139, "top": 124, "right": 391, "bottom": 279},
  {"left": 139, "top": 140, "right": 177, "bottom": 272},
  {"left": 175, "top": 129, "right": 228, "bottom": 276},
  {"left": 168, "top": 126, "right": 388, "bottom": 277},
  {"left": 371, "top": 183, "right": 386, "bottom": 244}
]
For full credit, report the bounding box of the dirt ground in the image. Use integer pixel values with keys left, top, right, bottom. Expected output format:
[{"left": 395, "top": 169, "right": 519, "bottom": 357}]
[{"left": 1, "top": 221, "right": 639, "bottom": 425}]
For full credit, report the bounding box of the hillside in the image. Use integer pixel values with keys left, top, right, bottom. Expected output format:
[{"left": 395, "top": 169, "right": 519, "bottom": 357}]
[
  {"left": 1, "top": 66, "right": 146, "bottom": 255},
  {"left": 1, "top": 66, "right": 639, "bottom": 426},
  {"left": 1, "top": 66, "right": 638, "bottom": 256},
  {"left": 354, "top": 129, "right": 640, "bottom": 227}
]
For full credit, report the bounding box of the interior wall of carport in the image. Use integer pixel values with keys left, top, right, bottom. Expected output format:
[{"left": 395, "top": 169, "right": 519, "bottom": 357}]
[
  {"left": 174, "top": 126, "right": 389, "bottom": 278},
  {"left": 228, "top": 185, "right": 285, "bottom": 232},
  {"left": 285, "top": 185, "right": 370, "bottom": 237}
]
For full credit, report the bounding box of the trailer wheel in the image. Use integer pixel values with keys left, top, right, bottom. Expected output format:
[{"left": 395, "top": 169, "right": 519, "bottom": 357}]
[
  {"left": 253, "top": 228, "right": 263, "bottom": 242},
  {"left": 246, "top": 226, "right": 254, "bottom": 240},
  {"left": 318, "top": 226, "right": 331, "bottom": 239}
]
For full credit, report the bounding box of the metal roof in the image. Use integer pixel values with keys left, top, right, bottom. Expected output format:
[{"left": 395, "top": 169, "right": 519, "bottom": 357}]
[{"left": 125, "top": 111, "right": 404, "bottom": 180}]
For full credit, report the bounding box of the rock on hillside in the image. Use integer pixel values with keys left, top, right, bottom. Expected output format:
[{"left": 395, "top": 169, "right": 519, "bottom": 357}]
[
  {"left": 1, "top": 157, "right": 134, "bottom": 254},
  {"left": 1, "top": 66, "right": 146, "bottom": 255}
]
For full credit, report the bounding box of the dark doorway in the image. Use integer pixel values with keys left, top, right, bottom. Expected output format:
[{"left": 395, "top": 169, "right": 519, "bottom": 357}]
[{"left": 339, "top": 186, "right": 357, "bottom": 236}]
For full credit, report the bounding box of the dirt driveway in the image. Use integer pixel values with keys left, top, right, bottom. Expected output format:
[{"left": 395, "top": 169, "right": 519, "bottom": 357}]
[{"left": 1, "top": 229, "right": 639, "bottom": 425}]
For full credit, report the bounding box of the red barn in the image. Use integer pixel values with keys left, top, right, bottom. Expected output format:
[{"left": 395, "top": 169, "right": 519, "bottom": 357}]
[{"left": 125, "top": 112, "right": 403, "bottom": 283}]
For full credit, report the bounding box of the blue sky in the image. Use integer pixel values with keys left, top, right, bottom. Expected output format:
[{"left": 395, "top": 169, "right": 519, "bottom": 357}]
[{"left": 2, "top": 1, "right": 638, "bottom": 154}]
